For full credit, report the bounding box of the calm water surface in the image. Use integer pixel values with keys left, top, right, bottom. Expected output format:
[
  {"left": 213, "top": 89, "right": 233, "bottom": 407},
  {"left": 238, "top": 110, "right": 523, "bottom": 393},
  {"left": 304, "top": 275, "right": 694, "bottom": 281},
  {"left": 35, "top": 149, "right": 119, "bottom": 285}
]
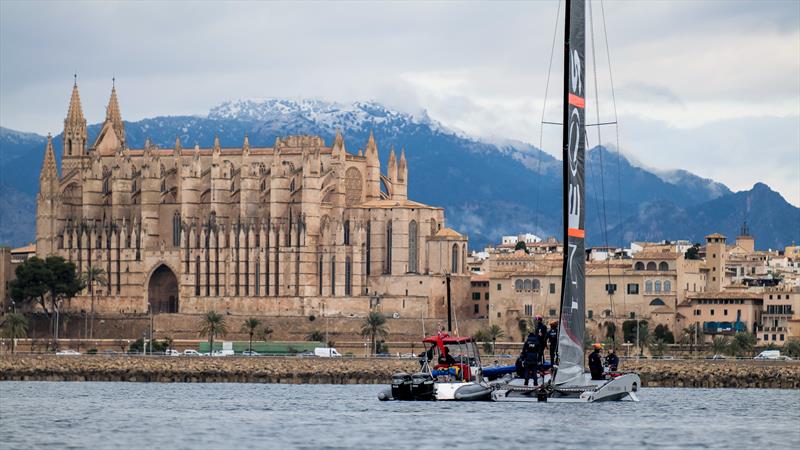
[{"left": 1, "top": 382, "right": 798, "bottom": 449}]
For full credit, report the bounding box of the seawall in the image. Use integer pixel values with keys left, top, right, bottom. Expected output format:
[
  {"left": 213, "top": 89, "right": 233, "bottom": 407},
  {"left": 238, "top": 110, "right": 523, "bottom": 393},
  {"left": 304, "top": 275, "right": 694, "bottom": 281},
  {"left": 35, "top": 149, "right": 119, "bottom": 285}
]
[{"left": 1, "top": 355, "right": 798, "bottom": 388}]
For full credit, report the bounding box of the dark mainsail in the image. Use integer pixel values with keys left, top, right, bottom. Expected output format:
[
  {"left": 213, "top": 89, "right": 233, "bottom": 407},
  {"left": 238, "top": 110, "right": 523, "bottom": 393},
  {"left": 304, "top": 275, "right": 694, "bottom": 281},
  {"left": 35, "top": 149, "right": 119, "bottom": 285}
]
[{"left": 554, "top": 0, "right": 586, "bottom": 386}]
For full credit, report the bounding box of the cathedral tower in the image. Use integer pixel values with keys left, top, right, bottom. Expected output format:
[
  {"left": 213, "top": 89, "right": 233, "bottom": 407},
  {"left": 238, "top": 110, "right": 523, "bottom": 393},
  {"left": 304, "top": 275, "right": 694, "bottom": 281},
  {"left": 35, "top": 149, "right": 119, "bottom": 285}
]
[
  {"left": 36, "top": 135, "right": 59, "bottom": 256},
  {"left": 62, "top": 77, "right": 87, "bottom": 172}
]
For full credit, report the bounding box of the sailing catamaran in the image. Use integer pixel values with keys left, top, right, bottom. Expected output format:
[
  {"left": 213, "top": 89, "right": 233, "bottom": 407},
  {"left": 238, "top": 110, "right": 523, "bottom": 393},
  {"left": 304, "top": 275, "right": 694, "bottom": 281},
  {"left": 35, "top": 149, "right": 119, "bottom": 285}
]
[{"left": 491, "top": 0, "right": 640, "bottom": 402}]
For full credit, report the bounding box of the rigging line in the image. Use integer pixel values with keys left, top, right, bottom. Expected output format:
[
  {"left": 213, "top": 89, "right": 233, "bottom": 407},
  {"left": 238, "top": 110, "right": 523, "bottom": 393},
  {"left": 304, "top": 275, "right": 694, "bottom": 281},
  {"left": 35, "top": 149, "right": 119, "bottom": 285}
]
[
  {"left": 589, "top": 0, "right": 615, "bottom": 322},
  {"left": 600, "top": 0, "right": 627, "bottom": 322},
  {"left": 534, "top": 0, "right": 562, "bottom": 239},
  {"left": 542, "top": 121, "right": 617, "bottom": 126}
]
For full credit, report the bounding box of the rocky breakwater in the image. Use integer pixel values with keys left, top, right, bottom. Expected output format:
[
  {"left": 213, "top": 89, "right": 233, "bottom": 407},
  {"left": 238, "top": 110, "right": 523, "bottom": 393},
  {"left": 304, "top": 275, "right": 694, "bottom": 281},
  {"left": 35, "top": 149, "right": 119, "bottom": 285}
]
[
  {"left": 1, "top": 356, "right": 799, "bottom": 388},
  {"left": 0, "top": 355, "right": 419, "bottom": 384},
  {"left": 622, "top": 360, "right": 800, "bottom": 389}
]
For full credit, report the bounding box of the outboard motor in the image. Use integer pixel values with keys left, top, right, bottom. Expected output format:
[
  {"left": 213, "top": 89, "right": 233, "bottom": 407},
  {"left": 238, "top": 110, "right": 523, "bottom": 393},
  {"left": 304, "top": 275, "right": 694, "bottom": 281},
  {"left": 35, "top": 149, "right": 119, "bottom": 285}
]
[
  {"left": 410, "top": 372, "right": 435, "bottom": 401},
  {"left": 391, "top": 372, "right": 413, "bottom": 401}
]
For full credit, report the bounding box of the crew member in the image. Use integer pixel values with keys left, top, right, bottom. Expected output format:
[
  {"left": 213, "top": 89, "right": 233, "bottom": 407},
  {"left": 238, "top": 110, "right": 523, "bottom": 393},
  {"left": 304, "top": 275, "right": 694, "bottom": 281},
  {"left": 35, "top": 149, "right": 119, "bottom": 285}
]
[
  {"left": 605, "top": 348, "right": 619, "bottom": 372},
  {"left": 588, "top": 343, "right": 605, "bottom": 380},
  {"left": 438, "top": 347, "right": 456, "bottom": 366},
  {"left": 533, "top": 315, "right": 548, "bottom": 364},
  {"left": 521, "top": 332, "right": 541, "bottom": 386},
  {"left": 547, "top": 321, "right": 559, "bottom": 364}
]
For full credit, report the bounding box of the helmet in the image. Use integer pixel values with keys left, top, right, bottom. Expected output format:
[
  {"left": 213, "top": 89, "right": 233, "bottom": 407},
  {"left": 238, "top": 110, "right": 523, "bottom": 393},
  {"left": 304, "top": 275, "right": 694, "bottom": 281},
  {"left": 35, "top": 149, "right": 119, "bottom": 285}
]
[
  {"left": 535, "top": 315, "right": 543, "bottom": 321},
  {"left": 592, "top": 343, "right": 603, "bottom": 350}
]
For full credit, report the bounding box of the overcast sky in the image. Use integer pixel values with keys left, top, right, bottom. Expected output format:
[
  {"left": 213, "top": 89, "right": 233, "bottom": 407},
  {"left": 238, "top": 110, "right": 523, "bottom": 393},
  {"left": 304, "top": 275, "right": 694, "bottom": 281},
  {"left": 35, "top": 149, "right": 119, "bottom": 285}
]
[{"left": 1, "top": 0, "right": 798, "bottom": 205}]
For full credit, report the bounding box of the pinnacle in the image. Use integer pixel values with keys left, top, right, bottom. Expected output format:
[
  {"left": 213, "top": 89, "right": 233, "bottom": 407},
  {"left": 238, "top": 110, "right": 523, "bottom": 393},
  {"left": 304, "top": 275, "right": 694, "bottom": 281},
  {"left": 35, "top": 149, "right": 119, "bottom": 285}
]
[
  {"left": 66, "top": 81, "right": 85, "bottom": 123},
  {"left": 175, "top": 136, "right": 182, "bottom": 151},
  {"left": 40, "top": 134, "right": 59, "bottom": 180}
]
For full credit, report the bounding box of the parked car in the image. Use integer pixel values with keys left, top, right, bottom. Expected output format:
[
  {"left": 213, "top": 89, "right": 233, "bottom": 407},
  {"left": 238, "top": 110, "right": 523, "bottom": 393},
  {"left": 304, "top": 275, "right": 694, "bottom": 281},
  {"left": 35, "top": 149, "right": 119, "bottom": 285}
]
[
  {"left": 165, "top": 349, "right": 180, "bottom": 356},
  {"left": 242, "top": 350, "right": 261, "bottom": 356},
  {"left": 297, "top": 351, "right": 316, "bottom": 357},
  {"left": 183, "top": 349, "right": 201, "bottom": 356},
  {"left": 56, "top": 349, "right": 80, "bottom": 356},
  {"left": 705, "top": 354, "right": 727, "bottom": 360}
]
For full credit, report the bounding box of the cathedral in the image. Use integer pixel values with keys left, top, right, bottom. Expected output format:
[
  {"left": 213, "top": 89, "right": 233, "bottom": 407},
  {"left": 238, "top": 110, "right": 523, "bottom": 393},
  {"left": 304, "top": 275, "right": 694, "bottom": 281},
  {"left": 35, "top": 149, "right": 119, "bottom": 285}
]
[{"left": 36, "top": 81, "right": 470, "bottom": 319}]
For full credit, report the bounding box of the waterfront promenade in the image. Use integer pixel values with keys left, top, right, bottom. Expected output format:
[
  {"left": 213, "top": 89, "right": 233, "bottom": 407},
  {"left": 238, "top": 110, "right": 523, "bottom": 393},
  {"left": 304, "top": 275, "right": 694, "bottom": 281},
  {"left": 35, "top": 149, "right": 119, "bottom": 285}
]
[{"left": 1, "top": 355, "right": 798, "bottom": 388}]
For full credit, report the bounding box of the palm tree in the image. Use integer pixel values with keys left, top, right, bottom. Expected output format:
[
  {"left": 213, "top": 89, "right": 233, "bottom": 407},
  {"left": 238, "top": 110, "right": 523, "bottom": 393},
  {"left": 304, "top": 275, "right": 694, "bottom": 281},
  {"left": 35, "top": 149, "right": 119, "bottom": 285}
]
[
  {"left": 259, "top": 325, "right": 274, "bottom": 342},
  {"left": 360, "top": 312, "right": 388, "bottom": 355},
  {"left": 240, "top": 317, "right": 262, "bottom": 353},
  {"left": 711, "top": 336, "right": 729, "bottom": 356},
  {"left": 486, "top": 324, "right": 505, "bottom": 355},
  {"left": 681, "top": 324, "right": 699, "bottom": 354},
  {"left": 198, "top": 311, "right": 227, "bottom": 354},
  {"left": 1, "top": 313, "right": 29, "bottom": 354},
  {"left": 306, "top": 330, "right": 324, "bottom": 342},
  {"left": 81, "top": 265, "right": 108, "bottom": 340}
]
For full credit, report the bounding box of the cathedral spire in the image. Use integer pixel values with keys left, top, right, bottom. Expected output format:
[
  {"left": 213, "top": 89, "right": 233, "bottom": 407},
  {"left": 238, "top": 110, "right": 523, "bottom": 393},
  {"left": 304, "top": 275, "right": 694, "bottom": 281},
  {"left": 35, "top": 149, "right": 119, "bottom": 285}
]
[
  {"left": 63, "top": 78, "right": 88, "bottom": 162},
  {"left": 104, "top": 80, "right": 126, "bottom": 148},
  {"left": 398, "top": 147, "right": 407, "bottom": 182},
  {"left": 40, "top": 134, "right": 59, "bottom": 182},
  {"left": 175, "top": 136, "right": 182, "bottom": 152},
  {"left": 242, "top": 134, "right": 250, "bottom": 155},
  {"left": 387, "top": 146, "right": 397, "bottom": 183}
]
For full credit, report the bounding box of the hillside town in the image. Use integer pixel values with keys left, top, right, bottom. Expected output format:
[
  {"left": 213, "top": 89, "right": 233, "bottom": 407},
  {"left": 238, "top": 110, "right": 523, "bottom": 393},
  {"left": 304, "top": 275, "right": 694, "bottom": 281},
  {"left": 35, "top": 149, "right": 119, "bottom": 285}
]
[{"left": 466, "top": 227, "right": 800, "bottom": 354}]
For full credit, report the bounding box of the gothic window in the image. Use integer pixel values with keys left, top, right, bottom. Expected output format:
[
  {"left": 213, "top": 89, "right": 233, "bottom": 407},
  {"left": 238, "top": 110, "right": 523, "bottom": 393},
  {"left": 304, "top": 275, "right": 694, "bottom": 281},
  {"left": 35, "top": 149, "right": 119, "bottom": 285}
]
[
  {"left": 634, "top": 261, "right": 645, "bottom": 270},
  {"left": 659, "top": 261, "right": 669, "bottom": 271},
  {"left": 172, "top": 213, "right": 181, "bottom": 247},
  {"left": 344, "top": 167, "right": 363, "bottom": 206},
  {"left": 515, "top": 279, "right": 524, "bottom": 290},
  {"left": 532, "top": 279, "right": 541, "bottom": 290},
  {"left": 343, "top": 220, "right": 351, "bottom": 245},
  {"left": 645, "top": 280, "right": 653, "bottom": 293},
  {"left": 649, "top": 298, "right": 666, "bottom": 306},
  {"left": 408, "top": 220, "right": 418, "bottom": 273},
  {"left": 385, "top": 220, "right": 392, "bottom": 274},
  {"left": 366, "top": 221, "right": 371, "bottom": 276},
  {"left": 646, "top": 262, "right": 656, "bottom": 271},
  {"left": 345, "top": 256, "right": 352, "bottom": 296},
  {"left": 523, "top": 279, "right": 532, "bottom": 290},
  {"left": 330, "top": 255, "right": 336, "bottom": 296},
  {"left": 255, "top": 259, "right": 260, "bottom": 296},
  {"left": 195, "top": 256, "right": 201, "bottom": 296},
  {"left": 318, "top": 254, "right": 324, "bottom": 295},
  {"left": 655, "top": 280, "right": 662, "bottom": 293},
  {"left": 664, "top": 280, "right": 671, "bottom": 292},
  {"left": 451, "top": 244, "right": 459, "bottom": 274}
]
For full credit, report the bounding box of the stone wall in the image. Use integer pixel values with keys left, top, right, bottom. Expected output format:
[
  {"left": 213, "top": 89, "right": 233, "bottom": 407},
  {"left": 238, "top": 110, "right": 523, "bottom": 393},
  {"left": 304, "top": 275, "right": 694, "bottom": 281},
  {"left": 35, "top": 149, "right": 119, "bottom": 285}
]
[{"left": 1, "top": 355, "right": 798, "bottom": 388}]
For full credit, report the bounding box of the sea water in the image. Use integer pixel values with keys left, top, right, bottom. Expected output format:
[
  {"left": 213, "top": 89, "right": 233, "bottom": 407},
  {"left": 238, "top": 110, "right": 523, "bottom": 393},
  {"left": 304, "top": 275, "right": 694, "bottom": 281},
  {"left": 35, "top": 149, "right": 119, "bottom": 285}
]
[{"left": 1, "top": 382, "right": 798, "bottom": 449}]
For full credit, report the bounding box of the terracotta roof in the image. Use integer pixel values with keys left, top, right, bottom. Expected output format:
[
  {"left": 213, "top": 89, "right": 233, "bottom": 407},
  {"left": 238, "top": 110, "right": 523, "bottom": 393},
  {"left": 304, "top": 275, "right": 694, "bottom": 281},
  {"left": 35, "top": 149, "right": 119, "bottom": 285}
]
[
  {"left": 633, "top": 251, "right": 681, "bottom": 259},
  {"left": 687, "top": 290, "right": 763, "bottom": 300},
  {"left": 432, "top": 227, "right": 464, "bottom": 239},
  {"left": 11, "top": 243, "right": 35, "bottom": 254},
  {"left": 705, "top": 233, "right": 726, "bottom": 239},
  {"left": 470, "top": 274, "right": 489, "bottom": 282}
]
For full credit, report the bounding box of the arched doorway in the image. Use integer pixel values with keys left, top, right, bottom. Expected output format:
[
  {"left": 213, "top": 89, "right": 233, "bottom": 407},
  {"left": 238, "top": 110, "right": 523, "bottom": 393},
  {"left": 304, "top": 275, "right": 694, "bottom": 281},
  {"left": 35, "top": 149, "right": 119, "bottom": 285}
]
[{"left": 148, "top": 265, "right": 179, "bottom": 313}]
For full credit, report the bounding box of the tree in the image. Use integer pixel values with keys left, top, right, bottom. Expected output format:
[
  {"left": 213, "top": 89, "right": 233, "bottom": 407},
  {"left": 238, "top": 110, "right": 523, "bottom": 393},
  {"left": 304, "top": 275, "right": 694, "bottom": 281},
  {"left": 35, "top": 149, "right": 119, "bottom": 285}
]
[
  {"left": 259, "top": 325, "right": 274, "bottom": 343},
  {"left": 784, "top": 339, "right": 800, "bottom": 358},
  {"left": 653, "top": 324, "right": 675, "bottom": 344},
  {"left": 81, "top": 265, "right": 108, "bottom": 340},
  {"left": 1, "top": 313, "right": 29, "bottom": 354},
  {"left": 240, "top": 317, "right": 262, "bottom": 353},
  {"left": 649, "top": 338, "right": 667, "bottom": 357},
  {"left": 198, "top": 311, "right": 227, "bottom": 354},
  {"left": 729, "top": 332, "right": 756, "bottom": 357},
  {"left": 711, "top": 336, "right": 729, "bottom": 355},
  {"left": 684, "top": 243, "right": 701, "bottom": 260},
  {"left": 360, "top": 311, "right": 389, "bottom": 355},
  {"left": 9, "top": 256, "right": 83, "bottom": 347},
  {"left": 473, "top": 330, "right": 491, "bottom": 353},
  {"left": 306, "top": 330, "right": 324, "bottom": 342},
  {"left": 605, "top": 322, "right": 618, "bottom": 345},
  {"left": 485, "top": 324, "right": 505, "bottom": 355},
  {"left": 514, "top": 241, "right": 528, "bottom": 253},
  {"left": 681, "top": 324, "right": 700, "bottom": 353},
  {"left": 637, "top": 322, "right": 650, "bottom": 355}
]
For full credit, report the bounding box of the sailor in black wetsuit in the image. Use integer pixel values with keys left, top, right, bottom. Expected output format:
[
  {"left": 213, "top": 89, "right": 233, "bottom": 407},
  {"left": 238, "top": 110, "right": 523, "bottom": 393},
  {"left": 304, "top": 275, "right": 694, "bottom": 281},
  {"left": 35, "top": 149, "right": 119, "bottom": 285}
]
[
  {"left": 547, "top": 321, "right": 559, "bottom": 364},
  {"left": 521, "top": 332, "right": 541, "bottom": 386},
  {"left": 533, "top": 315, "right": 548, "bottom": 364},
  {"left": 605, "top": 348, "right": 619, "bottom": 372},
  {"left": 588, "top": 343, "right": 605, "bottom": 380}
]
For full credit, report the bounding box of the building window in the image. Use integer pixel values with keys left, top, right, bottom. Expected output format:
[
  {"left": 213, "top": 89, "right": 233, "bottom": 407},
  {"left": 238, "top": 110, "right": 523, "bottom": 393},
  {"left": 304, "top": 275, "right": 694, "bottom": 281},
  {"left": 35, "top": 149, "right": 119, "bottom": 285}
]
[
  {"left": 763, "top": 334, "right": 768, "bottom": 341},
  {"left": 384, "top": 220, "right": 392, "bottom": 274},
  {"left": 497, "top": 283, "right": 502, "bottom": 291},
  {"left": 695, "top": 309, "right": 700, "bottom": 316},
  {"left": 710, "top": 309, "right": 714, "bottom": 316},
  {"left": 172, "top": 213, "right": 181, "bottom": 247},
  {"left": 484, "top": 292, "right": 489, "bottom": 300},
  {"left": 318, "top": 255, "right": 323, "bottom": 295},
  {"left": 366, "top": 221, "right": 371, "bottom": 276},
  {"left": 472, "top": 292, "right": 481, "bottom": 300},
  {"left": 549, "top": 283, "right": 556, "bottom": 294},
  {"left": 524, "top": 304, "right": 533, "bottom": 316},
  {"left": 627, "top": 283, "right": 639, "bottom": 295},
  {"left": 588, "top": 310, "right": 593, "bottom": 319},
  {"left": 408, "top": 220, "right": 418, "bottom": 273},
  {"left": 515, "top": 279, "right": 523, "bottom": 290},
  {"left": 474, "top": 304, "right": 479, "bottom": 314},
  {"left": 649, "top": 298, "right": 665, "bottom": 306},
  {"left": 523, "top": 279, "right": 532, "bottom": 291},
  {"left": 780, "top": 334, "right": 785, "bottom": 341},
  {"left": 646, "top": 262, "right": 656, "bottom": 271},
  {"left": 659, "top": 261, "right": 669, "bottom": 271},
  {"left": 645, "top": 281, "right": 653, "bottom": 293},
  {"left": 605, "top": 283, "right": 617, "bottom": 294},
  {"left": 629, "top": 312, "right": 636, "bottom": 319},
  {"left": 549, "top": 308, "right": 556, "bottom": 316},
  {"left": 664, "top": 281, "right": 671, "bottom": 292},
  {"left": 345, "top": 256, "right": 352, "bottom": 296},
  {"left": 655, "top": 281, "right": 662, "bottom": 293},
  {"left": 635, "top": 261, "right": 645, "bottom": 270},
  {"left": 343, "top": 220, "right": 350, "bottom": 245},
  {"left": 451, "top": 244, "right": 459, "bottom": 274},
  {"left": 723, "top": 309, "right": 728, "bottom": 316},
  {"left": 330, "top": 256, "right": 336, "bottom": 296}
]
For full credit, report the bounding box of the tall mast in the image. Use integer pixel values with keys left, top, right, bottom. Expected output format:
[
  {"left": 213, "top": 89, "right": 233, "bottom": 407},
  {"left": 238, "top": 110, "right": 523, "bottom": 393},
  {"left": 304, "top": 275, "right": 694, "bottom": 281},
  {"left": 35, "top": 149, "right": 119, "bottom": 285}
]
[{"left": 554, "top": 0, "right": 587, "bottom": 386}]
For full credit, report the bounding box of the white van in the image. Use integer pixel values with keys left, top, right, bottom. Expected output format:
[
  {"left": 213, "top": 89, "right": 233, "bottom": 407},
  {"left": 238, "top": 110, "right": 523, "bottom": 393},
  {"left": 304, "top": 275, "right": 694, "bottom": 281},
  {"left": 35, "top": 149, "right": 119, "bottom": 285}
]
[
  {"left": 212, "top": 341, "right": 235, "bottom": 357},
  {"left": 754, "top": 350, "right": 781, "bottom": 360},
  {"left": 314, "top": 347, "right": 342, "bottom": 357}
]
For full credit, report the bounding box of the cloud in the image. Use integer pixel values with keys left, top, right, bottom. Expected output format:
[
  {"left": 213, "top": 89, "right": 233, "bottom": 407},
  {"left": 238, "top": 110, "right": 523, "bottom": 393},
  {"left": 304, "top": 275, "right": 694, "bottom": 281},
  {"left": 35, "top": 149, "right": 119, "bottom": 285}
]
[{"left": 0, "top": 0, "right": 798, "bottom": 205}]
